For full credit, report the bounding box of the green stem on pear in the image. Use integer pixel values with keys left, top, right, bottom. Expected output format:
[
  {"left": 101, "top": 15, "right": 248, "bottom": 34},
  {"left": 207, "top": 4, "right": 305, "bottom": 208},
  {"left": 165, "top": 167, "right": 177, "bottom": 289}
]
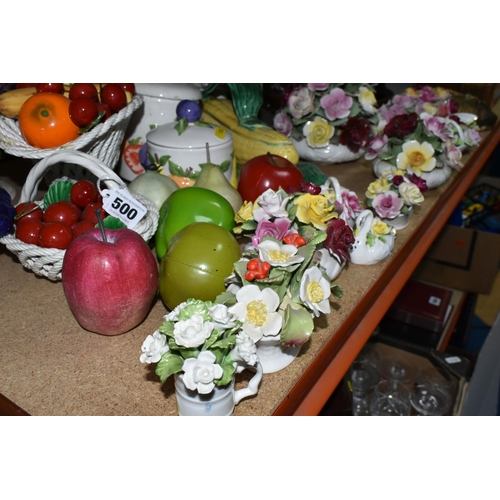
[
  {"left": 205, "top": 142, "right": 211, "bottom": 164},
  {"left": 95, "top": 209, "right": 107, "bottom": 242}
]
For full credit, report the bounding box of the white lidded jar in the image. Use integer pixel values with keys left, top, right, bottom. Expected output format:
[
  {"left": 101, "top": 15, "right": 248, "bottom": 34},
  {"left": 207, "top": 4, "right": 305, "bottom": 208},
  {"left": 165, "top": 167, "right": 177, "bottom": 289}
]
[
  {"left": 119, "top": 83, "right": 203, "bottom": 181},
  {"left": 145, "top": 119, "right": 234, "bottom": 185}
]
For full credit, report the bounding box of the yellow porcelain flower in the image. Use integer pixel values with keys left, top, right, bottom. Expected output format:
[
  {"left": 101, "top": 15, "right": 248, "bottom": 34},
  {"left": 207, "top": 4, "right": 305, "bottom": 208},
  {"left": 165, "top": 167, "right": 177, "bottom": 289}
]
[
  {"left": 365, "top": 176, "right": 391, "bottom": 199},
  {"left": 422, "top": 102, "right": 437, "bottom": 116},
  {"left": 359, "top": 86, "right": 377, "bottom": 114},
  {"left": 405, "top": 87, "right": 418, "bottom": 96},
  {"left": 396, "top": 140, "right": 437, "bottom": 176},
  {"left": 435, "top": 87, "right": 451, "bottom": 99},
  {"left": 234, "top": 200, "right": 254, "bottom": 224},
  {"left": 293, "top": 193, "right": 338, "bottom": 230},
  {"left": 302, "top": 116, "right": 334, "bottom": 148},
  {"left": 371, "top": 219, "right": 391, "bottom": 237}
]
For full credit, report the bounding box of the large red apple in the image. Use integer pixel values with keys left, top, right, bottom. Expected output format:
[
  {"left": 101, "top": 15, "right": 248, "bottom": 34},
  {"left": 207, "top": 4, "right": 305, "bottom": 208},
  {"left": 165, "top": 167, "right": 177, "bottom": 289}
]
[
  {"left": 62, "top": 228, "right": 158, "bottom": 336},
  {"left": 237, "top": 152, "right": 304, "bottom": 203}
]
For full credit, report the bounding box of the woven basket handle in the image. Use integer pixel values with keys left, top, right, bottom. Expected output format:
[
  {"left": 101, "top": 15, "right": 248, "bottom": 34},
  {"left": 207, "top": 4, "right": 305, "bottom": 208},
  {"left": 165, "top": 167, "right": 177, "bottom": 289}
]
[{"left": 19, "top": 150, "right": 127, "bottom": 204}]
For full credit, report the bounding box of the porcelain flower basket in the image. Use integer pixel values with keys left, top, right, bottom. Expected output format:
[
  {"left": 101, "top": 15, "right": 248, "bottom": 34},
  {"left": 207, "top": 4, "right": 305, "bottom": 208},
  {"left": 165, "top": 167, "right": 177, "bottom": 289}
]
[
  {"left": 372, "top": 159, "right": 452, "bottom": 190},
  {"left": 292, "top": 138, "right": 364, "bottom": 164}
]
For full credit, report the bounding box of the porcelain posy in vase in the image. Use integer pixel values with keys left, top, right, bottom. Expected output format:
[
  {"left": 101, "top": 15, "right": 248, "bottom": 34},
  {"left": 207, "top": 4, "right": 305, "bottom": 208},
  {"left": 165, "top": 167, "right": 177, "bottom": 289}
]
[
  {"left": 140, "top": 298, "right": 262, "bottom": 416},
  {"left": 364, "top": 172, "right": 425, "bottom": 231},
  {"left": 272, "top": 84, "right": 379, "bottom": 164},
  {"left": 365, "top": 85, "right": 482, "bottom": 189},
  {"left": 224, "top": 182, "right": 357, "bottom": 373}
]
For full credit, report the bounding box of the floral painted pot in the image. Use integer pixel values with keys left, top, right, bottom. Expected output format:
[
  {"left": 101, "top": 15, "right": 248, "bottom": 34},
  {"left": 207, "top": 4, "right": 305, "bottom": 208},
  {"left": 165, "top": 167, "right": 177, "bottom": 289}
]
[
  {"left": 256, "top": 335, "right": 301, "bottom": 374},
  {"left": 292, "top": 138, "right": 364, "bottom": 164},
  {"left": 174, "top": 362, "right": 263, "bottom": 416},
  {"left": 372, "top": 159, "right": 452, "bottom": 190}
]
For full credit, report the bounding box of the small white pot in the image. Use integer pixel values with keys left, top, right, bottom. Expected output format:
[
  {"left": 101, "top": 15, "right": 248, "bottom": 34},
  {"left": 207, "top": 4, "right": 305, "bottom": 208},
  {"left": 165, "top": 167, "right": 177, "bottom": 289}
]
[
  {"left": 119, "top": 84, "right": 203, "bottom": 181},
  {"left": 174, "top": 362, "right": 263, "bottom": 416},
  {"left": 146, "top": 121, "right": 234, "bottom": 183},
  {"left": 381, "top": 207, "right": 413, "bottom": 231}
]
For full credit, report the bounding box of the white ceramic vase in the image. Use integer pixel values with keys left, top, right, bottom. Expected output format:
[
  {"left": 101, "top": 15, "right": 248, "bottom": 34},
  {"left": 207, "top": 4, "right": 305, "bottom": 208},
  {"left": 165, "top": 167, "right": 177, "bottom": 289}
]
[
  {"left": 292, "top": 138, "right": 364, "bottom": 164},
  {"left": 174, "top": 362, "right": 263, "bottom": 416},
  {"left": 372, "top": 159, "right": 452, "bottom": 190},
  {"left": 256, "top": 335, "right": 301, "bottom": 374}
]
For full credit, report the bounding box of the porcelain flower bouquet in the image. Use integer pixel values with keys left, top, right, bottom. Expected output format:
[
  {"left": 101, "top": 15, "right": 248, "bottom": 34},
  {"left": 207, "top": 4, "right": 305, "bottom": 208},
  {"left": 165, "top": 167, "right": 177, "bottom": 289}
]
[
  {"left": 140, "top": 299, "right": 258, "bottom": 394},
  {"left": 366, "top": 85, "right": 482, "bottom": 188},
  {"left": 221, "top": 183, "right": 355, "bottom": 349},
  {"left": 272, "top": 84, "right": 379, "bottom": 163},
  {"left": 364, "top": 172, "right": 426, "bottom": 229}
]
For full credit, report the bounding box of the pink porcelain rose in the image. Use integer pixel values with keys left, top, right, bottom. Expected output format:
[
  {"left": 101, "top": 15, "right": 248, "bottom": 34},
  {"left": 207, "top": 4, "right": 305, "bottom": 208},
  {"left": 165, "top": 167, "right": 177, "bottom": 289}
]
[
  {"left": 372, "top": 190, "right": 404, "bottom": 218},
  {"left": 320, "top": 87, "right": 353, "bottom": 121},
  {"left": 251, "top": 218, "right": 291, "bottom": 247}
]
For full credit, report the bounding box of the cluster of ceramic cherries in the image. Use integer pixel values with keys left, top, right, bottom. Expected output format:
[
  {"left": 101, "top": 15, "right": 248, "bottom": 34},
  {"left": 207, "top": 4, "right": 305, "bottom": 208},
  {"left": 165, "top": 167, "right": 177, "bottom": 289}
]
[{"left": 13, "top": 179, "right": 106, "bottom": 249}]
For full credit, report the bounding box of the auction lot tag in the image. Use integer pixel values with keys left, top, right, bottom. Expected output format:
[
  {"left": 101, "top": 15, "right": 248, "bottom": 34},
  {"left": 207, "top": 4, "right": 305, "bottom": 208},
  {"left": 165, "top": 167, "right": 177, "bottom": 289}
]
[{"left": 101, "top": 188, "right": 147, "bottom": 229}]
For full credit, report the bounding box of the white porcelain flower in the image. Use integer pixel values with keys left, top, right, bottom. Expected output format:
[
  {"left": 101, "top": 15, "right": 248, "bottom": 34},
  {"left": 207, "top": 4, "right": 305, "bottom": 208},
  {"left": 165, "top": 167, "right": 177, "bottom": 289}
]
[
  {"left": 163, "top": 301, "right": 188, "bottom": 322},
  {"left": 233, "top": 332, "right": 258, "bottom": 366},
  {"left": 228, "top": 284, "right": 283, "bottom": 342},
  {"left": 252, "top": 188, "right": 290, "bottom": 222},
  {"left": 140, "top": 329, "right": 170, "bottom": 364},
  {"left": 299, "top": 267, "right": 331, "bottom": 317},
  {"left": 182, "top": 351, "right": 223, "bottom": 394},
  {"left": 208, "top": 303, "right": 238, "bottom": 331},
  {"left": 257, "top": 240, "right": 305, "bottom": 268},
  {"left": 174, "top": 314, "right": 213, "bottom": 348},
  {"left": 398, "top": 182, "right": 424, "bottom": 205}
]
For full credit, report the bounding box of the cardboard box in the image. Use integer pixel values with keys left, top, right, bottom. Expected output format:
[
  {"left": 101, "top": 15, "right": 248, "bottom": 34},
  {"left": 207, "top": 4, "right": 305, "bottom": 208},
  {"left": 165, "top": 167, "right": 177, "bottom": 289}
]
[{"left": 413, "top": 225, "right": 500, "bottom": 295}]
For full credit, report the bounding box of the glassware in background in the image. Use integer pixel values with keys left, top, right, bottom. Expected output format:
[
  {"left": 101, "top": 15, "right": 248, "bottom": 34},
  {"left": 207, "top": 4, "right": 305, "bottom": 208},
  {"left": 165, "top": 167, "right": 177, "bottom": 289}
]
[
  {"left": 347, "top": 344, "right": 381, "bottom": 416},
  {"left": 380, "top": 353, "right": 418, "bottom": 387},
  {"left": 410, "top": 367, "right": 453, "bottom": 416},
  {"left": 369, "top": 380, "right": 412, "bottom": 416}
]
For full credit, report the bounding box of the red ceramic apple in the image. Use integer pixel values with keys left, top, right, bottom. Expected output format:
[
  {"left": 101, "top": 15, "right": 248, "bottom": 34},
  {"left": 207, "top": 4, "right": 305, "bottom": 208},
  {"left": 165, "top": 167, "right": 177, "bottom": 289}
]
[
  {"left": 61, "top": 228, "right": 158, "bottom": 336},
  {"left": 237, "top": 152, "right": 304, "bottom": 202}
]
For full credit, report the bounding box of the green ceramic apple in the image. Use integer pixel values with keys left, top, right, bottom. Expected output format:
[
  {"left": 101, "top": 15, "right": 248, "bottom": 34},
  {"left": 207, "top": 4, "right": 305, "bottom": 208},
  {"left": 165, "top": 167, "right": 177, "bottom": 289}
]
[{"left": 159, "top": 222, "right": 241, "bottom": 310}]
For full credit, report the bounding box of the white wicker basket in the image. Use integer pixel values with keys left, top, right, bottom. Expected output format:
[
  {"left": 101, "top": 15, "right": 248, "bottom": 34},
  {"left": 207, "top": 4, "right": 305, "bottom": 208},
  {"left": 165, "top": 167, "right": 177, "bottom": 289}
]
[
  {"left": 0, "top": 94, "right": 144, "bottom": 169},
  {"left": 0, "top": 150, "right": 159, "bottom": 281}
]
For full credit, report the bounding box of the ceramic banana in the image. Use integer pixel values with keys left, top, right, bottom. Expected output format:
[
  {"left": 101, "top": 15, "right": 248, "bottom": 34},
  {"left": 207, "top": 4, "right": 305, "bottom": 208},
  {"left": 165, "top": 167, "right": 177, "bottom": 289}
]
[{"left": 0, "top": 87, "right": 37, "bottom": 118}]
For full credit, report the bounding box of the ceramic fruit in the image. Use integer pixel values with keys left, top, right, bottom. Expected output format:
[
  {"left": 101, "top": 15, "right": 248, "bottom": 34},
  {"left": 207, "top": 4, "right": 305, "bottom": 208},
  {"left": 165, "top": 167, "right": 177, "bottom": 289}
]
[
  {"left": 194, "top": 153, "right": 243, "bottom": 214},
  {"left": 159, "top": 222, "right": 241, "bottom": 310},
  {"left": 155, "top": 186, "right": 235, "bottom": 260},
  {"left": 62, "top": 227, "right": 158, "bottom": 336},
  {"left": 127, "top": 171, "right": 179, "bottom": 211},
  {"left": 237, "top": 152, "right": 304, "bottom": 202}
]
